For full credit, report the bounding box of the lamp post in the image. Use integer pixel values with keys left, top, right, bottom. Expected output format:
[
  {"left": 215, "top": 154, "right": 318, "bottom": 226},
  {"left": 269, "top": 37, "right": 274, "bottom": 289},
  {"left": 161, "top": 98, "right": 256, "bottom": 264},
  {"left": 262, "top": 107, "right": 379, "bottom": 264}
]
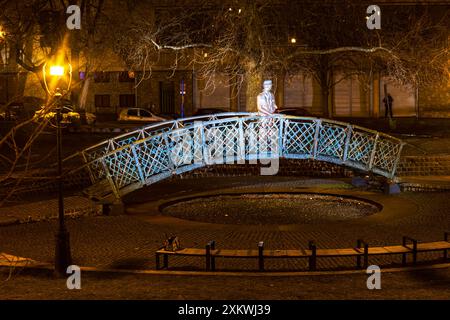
[
  {"left": 180, "top": 79, "right": 186, "bottom": 118},
  {"left": 0, "top": 27, "right": 10, "bottom": 67},
  {"left": 42, "top": 60, "right": 73, "bottom": 276}
]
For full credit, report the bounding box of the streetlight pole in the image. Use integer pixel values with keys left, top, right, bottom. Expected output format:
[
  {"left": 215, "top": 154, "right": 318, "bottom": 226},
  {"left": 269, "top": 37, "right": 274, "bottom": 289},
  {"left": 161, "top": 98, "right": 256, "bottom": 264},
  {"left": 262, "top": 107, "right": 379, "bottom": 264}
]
[
  {"left": 180, "top": 79, "right": 186, "bottom": 118},
  {"left": 54, "top": 92, "right": 72, "bottom": 276},
  {"left": 42, "top": 61, "right": 73, "bottom": 276}
]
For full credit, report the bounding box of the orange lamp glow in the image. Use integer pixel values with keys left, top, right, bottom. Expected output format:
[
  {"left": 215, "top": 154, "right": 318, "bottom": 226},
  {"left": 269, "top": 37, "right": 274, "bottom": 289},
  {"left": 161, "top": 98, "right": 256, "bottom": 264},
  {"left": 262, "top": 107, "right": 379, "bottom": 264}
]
[{"left": 49, "top": 66, "right": 65, "bottom": 76}]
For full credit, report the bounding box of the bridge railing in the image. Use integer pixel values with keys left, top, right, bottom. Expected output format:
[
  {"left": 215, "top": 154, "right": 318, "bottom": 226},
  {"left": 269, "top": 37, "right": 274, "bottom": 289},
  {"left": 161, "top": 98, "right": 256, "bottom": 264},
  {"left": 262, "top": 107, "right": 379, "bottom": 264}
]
[
  {"left": 79, "top": 114, "right": 404, "bottom": 198},
  {"left": 81, "top": 112, "right": 254, "bottom": 160}
]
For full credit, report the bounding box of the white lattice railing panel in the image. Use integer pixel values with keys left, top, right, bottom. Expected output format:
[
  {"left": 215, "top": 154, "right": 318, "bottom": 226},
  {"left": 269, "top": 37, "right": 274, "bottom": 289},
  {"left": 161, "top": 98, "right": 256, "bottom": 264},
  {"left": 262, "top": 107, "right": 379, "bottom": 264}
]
[
  {"left": 243, "top": 118, "right": 280, "bottom": 157},
  {"left": 317, "top": 123, "right": 348, "bottom": 159},
  {"left": 347, "top": 131, "right": 375, "bottom": 165},
  {"left": 283, "top": 120, "right": 316, "bottom": 156},
  {"left": 135, "top": 135, "right": 171, "bottom": 178},
  {"left": 204, "top": 121, "right": 241, "bottom": 164},
  {"left": 167, "top": 128, "right": 197, "bottom": 167},
  {"left": 373, "top": 137, "right": 402, "bottom": 173},
  {"left": 103, "top": 147, "right": 140, "bottom": 189}
]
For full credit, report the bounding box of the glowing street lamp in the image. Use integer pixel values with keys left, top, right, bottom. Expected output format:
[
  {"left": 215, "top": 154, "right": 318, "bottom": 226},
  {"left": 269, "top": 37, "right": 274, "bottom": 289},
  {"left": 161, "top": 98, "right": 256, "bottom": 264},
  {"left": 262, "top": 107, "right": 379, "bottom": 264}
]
[
  {"left": 43, "top": 61, "right": 72, "bottom": 97},
  {"left": 0, "top": 27, "right": 10, "bottom": 67},
  {"left": 42, "top": 58, "right": 73, "bottom": 276},
  {"left": 50, "top": 65, "right": 65, "bottom": 76}
]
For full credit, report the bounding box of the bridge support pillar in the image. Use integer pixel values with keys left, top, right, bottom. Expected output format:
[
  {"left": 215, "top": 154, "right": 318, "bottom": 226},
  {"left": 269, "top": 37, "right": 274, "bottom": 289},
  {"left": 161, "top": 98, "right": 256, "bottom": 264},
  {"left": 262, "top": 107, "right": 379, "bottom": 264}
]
[
  {"left": 351, "top": 176, "right": 369, "bottom": 188},
  {"left": 383, "top": 181, "right": 401, "bottom": 195},
  {"left": 100, "top": 200, "right": 125, "bottom": 216}
]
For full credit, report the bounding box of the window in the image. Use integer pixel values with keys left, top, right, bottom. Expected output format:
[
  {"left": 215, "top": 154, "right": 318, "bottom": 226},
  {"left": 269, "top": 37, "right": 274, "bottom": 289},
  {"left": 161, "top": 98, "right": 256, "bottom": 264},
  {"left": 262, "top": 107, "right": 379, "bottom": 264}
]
[
  {"left": 119, "top": 71, "right": 135, "bottom": 82},
  {"left": 119, "top": 94, "right": 136, "bottom": 108},
  {"left": 94, "top": 72, "right": 110, "bottom": 83},
  {"left": 127, "top": 109, "right": 138, "bottom": 117},
  {"left": 333, "top": 74, "right": 369, "bottom": 117},
  {"left": 95, "top": 94, "right": 110, "bottom": 108}
]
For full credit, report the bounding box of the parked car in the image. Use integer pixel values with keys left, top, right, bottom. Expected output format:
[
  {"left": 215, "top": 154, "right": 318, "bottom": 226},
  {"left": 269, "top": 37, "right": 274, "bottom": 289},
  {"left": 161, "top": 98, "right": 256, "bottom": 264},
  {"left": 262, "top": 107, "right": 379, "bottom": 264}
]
[
  {"left": 118, "top": 108, "right": 167, "bottom": 122},
  {"left": 33, "top": 100, "right": 96, "bottom": 125},
  {"left": 77, "top": 110, "right": 97, "bottom": 125},
  {"left": 276, "top": 108, "right": 313, "bottom": 117},
  {"left": 193, "top": 108, "right": 229, "bottom": 116},
  {"left": 34, "top": 105, "right": 80, "bottom": 124},
  {"left": 0, "top": 106, "right": 19, "bottom": 121},
  {"left": 0, "top": 97, "right": 45, "bottom": 121}
]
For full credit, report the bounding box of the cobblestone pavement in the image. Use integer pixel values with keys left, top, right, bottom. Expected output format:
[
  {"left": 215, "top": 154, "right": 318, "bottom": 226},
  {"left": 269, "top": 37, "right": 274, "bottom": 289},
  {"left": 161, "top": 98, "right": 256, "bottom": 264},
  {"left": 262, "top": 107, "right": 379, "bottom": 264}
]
[
  {"left": 0, "top": 196, "right": 99, "bottom": 225},
  {"left": 1, "top": 268, "right": 449, "bottom": 299},
  {"left": 0, "top": 177, "right": 449, "bottom": 272}
]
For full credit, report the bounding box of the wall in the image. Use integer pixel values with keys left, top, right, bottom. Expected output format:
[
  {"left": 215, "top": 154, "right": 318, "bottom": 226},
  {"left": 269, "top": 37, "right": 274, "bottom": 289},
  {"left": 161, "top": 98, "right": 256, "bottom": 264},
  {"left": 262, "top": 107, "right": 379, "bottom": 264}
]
[{"left": 418, "top": 82, "right": 450, "bottom": 118}]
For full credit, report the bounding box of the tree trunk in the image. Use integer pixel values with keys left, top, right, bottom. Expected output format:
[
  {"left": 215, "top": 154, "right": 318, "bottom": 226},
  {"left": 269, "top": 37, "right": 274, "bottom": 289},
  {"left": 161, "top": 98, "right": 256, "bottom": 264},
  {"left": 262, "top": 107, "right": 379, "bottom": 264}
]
[
  {"left": 245, "top": 70, "right": 263, "bottom": 112},
  {"left": 321, "top": 87, "right": 330, "bottom": 118},
  {"left": 318, "top": 56, "right": 332, "bottom": 118}
]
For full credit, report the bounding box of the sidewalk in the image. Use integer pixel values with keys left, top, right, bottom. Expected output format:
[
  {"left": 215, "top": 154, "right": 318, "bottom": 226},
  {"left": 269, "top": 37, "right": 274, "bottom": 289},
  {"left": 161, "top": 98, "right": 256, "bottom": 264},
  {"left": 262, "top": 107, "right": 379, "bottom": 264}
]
[
  {"left": 0, "top": 196, "right": 100, "bottom": 226},
  {"left": 397, "top": 175, "right": 450, "bottom": 191},
  {"left": 395, "top": 136, "right": 450, "bottom": 189}
]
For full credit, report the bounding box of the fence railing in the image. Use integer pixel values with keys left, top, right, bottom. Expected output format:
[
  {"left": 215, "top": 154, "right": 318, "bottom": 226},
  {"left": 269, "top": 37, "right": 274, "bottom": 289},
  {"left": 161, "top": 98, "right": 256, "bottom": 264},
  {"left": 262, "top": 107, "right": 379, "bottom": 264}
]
[{"left": 78, "top": 114, "right": 404, "bottom": 199}]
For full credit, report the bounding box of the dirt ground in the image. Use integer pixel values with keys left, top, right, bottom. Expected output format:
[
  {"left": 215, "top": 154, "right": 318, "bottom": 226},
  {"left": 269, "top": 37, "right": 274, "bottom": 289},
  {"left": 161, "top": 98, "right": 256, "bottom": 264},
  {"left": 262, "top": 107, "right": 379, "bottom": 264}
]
[{"left": 1, "top": 267, "right": 449, "bottom": 300}]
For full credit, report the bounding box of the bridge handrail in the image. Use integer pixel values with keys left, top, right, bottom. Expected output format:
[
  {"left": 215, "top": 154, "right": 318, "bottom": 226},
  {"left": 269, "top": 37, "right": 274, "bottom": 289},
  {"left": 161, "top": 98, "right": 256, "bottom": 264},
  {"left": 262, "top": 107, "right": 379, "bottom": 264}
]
[
  {"left": 72, "top": 114, "right": 404, "bottom": 199},
  {"left": 92, "top": 115, "right": 400, "bottom": 159},
  {"left": 81, "top": 114, "right": 401, "bottom": 156},
  {"left": 81, "top": 112, "right": 255, "bottom": 154}
]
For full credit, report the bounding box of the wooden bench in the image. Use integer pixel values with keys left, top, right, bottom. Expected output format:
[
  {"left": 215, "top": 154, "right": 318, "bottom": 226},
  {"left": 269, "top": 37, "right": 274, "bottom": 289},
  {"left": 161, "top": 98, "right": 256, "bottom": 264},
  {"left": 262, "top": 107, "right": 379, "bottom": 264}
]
[{"left": 155, "top": 232, "right": 450, "bottom": 271}]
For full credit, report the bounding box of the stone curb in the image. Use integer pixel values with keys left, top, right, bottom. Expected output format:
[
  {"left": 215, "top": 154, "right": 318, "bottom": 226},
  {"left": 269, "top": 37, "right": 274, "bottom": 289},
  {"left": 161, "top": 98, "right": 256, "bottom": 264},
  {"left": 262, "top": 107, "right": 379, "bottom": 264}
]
[{"left": 1, "top": 261, "right": 449, "bottom": 278}]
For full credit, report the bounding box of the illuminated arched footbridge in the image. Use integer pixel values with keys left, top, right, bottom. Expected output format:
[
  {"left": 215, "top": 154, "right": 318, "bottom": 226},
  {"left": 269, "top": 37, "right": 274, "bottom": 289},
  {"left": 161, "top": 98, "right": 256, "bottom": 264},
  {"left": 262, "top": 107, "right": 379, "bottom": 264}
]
[{"left": 75, "top": 113, "right": 404, "bottom": 199}]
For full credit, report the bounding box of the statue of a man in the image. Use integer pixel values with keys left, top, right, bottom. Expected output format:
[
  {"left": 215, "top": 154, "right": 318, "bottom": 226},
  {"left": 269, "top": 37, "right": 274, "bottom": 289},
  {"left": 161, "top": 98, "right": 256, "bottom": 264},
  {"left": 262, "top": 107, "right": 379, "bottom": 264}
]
[{"left": 257, "top": 80, "right": 277, "bottom": 116}]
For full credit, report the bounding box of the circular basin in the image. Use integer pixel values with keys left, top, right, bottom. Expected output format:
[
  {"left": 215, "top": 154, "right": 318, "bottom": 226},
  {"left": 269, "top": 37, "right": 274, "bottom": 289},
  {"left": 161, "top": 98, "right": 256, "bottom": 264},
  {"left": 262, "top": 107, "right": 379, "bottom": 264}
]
[{"left": 160, "top": 193, "right": 381, "bottom": 225}]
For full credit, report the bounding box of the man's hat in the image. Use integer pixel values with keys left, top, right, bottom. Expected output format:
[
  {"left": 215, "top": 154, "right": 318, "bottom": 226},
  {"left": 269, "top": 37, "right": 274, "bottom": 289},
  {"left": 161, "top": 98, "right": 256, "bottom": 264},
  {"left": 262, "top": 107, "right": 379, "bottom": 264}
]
[{"left": 263, "top": 80, "right": 272, "bottom": 86}]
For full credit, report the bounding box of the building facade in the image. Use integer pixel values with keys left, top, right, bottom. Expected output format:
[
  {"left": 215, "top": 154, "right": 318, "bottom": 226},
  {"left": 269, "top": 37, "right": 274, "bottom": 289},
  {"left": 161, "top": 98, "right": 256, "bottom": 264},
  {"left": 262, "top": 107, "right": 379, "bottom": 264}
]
[{"left": 1, "top": 1, "right": 448, "bottom": 120}]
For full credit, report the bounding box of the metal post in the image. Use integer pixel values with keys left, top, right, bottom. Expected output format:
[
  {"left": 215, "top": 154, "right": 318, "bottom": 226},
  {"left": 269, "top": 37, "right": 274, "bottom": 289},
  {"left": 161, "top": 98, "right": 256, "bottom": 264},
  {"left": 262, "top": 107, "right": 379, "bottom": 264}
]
[
  {"left": 444, "top": 232, "right": 449, "bottom": 260},
  {"left": 54, "top": 103, "right": 72, "bottom": 276},
  {"left": 180, "top": 79, "right": 185, "bottom": 118},
  {"left": 238, "top": 119, "right": 246, "bottom": 163},
  {"left": 357, "top": 239, "right": 369, "bottom": 269},
  {"left": 308, "top": 240, "right": 316, "bottom": 271},
  {"left": 205, "top": 243, "right": 211, "bottom": 271},
  {"left": 363, "top": 243, "right": 369, "bottom": 268},
  {"left": 258, "top": 241, "right": 264, "bottom": 272},
  {"left": 278, "top": 117, "right": 284, "bottom": 157},
  {"left": 342, "top": 125, "right": 353, "bottom": 162},
  {"left": 357, "top": 239, "right": 362, "bottom": 268},
  {"left": 312, "top": 120, "right": 321, "bottom": 159},
  {"left": 402, "top": 236, "right": 417, "bottom": 265},
  {"left": 163, "top": 132, "right": 175, "bottom": 172},
  {"left": 390, "top": 142, "right": 405, "bottom": 178},
  {"left": 156, "top": 253, "right": 160, "bottom": 270},
  {"left": 402, "top": 236, "right": 407, "bottom": 266},
  {"left": 368, "top": 133, "right": 379, "bottom": 170},
  {"left": 131, "top": 144, "right": 145, "bottom": 184},
  {"left": 210, "top": 241, "right": 216, "bottom": 271},
  {"left": 101, "top": 157, "right": 121, "bottom": 199},
  {"left": 80, "top": 151, "right": 96, "bottom": 184}
]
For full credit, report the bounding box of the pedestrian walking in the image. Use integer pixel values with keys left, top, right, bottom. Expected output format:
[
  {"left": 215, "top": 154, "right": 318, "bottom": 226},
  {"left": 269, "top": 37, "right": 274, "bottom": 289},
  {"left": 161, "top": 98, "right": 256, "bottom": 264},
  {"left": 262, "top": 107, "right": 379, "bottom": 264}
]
[{"left": 383, "top": 93, "right": 394, "bottom": 118}]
